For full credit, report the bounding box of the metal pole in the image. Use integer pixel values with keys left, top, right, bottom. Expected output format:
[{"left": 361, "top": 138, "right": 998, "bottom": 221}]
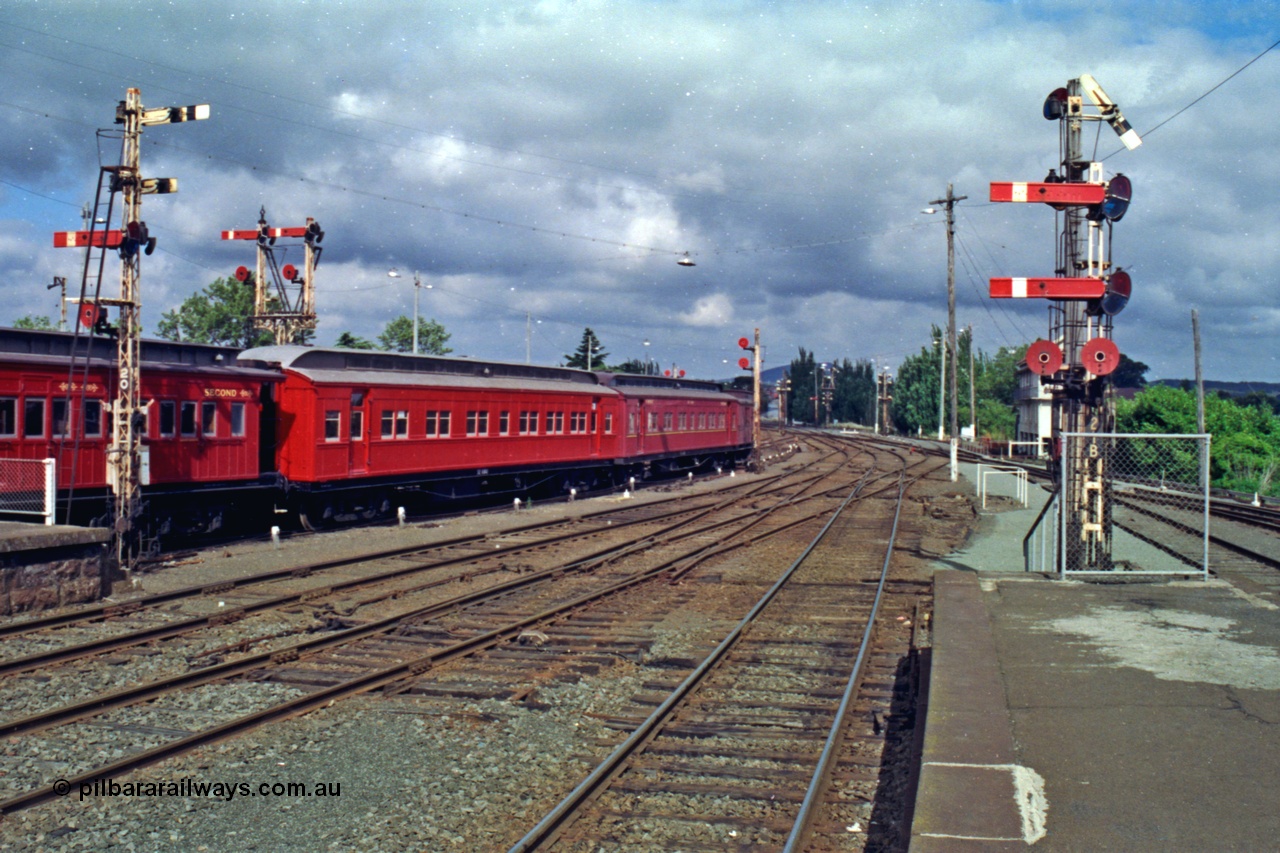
[
  {"left": 112, "top": 88, "right": 145, "bottom": 573},
  {"left": 751, "top": 328, "right": 761, "bottom": 450},
  {"left": 969, "top": 325, "right": 977, "bottom": 438},
  {"left": 937, "top": 337, "right": 946, "bottom": 441},
  {"left": 814, "top": 364, "right": 820, "bottom": 426},
  {"left": 1193, "top": 309, "right": 1205, "bottom": 434},
  {"left": 412, "top": 273, "right": 420, "bottom": 356}
]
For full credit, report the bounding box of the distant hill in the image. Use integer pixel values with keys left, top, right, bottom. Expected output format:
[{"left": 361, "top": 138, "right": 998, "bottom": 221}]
[{"left": 1150, "top": 379, "right": 1280, "bottom": 396}]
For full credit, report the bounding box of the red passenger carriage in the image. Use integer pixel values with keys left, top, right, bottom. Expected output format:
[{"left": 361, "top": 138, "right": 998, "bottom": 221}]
[
  {"left": 0, "top": 328, "right": 278, "bottom": 542},
  {"left": 237, "top": 346, "right": 753, "bottom": 527}
]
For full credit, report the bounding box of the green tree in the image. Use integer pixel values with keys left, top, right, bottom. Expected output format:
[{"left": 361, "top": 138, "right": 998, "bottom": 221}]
[
  {"left": 1117, "top": 385, "right": 1280, "bottom": 496},
  {"left": 611, "top": 358, "right": 650, "bottom": 374},
  {"left": 972, "top": 343, "right": 1027, "bottom": 441},
  {"left": 565, "top": 328, "right": 608, "bottom": 370},
  {"left": 376, "top": 315, "right": 452, "bottom": 355},
  {"left": 157, "top": 277, "right": 275, "bottom": 348},
  {"left": 891, "top": 329, "right": 944, "bottom": 435},
  {"left": 13, "top": 315, "right": 55, "bottom": 330},
  {"left": 831, "top": 358, "right": 875, "bottom": 425},
  {"left": 787, "top": 349, "right": 819, "bottom": 425},
  {"left": 334, "top": 331, "right": 376, "bottom": 350},
  {"left": 1112, "top": 354, "right": 1150, "bottom": 389}
]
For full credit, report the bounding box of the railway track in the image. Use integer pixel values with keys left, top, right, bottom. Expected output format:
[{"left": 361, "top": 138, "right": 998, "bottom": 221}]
[
  {"left": 904, "top": 436, "right": 1280, "bottom": 577},
  {"left": 509, "top": 444, "right": 926, "bottom": 850},
  {"left": 0, "top": 436, "right": 939, "bottom": 818}
]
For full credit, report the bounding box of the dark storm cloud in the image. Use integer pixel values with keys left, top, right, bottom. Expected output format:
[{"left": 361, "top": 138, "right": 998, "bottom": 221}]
[{"left": 0, "top": 1, "right": 1276, "bottom": 381}]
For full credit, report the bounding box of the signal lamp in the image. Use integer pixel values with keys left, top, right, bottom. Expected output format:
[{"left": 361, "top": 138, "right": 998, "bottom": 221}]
[{"left": 1099, "top": 269, "right": 1131, "bottom": 316}]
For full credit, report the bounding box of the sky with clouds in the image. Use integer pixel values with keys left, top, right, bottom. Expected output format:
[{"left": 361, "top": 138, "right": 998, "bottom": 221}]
[{"left": 0, "top": 1, "right": 1276, "bottom": 383}]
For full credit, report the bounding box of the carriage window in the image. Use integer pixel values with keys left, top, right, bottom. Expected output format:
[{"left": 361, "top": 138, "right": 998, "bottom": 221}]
[
  {"left": 350, "top": 410, "right": 363, "bottom": 441},
  {"left": 663, "top": 413, "right": 673, "bottom": 431},
  {"left": 159, "top": 401, "right": 176, "bottom": 437},
  {"left": 498, "top": 411, "right": 510, "bottom": 435},
  {"left": 180, "top": 402, "right": 197, "bottom": 437},
  {"left": 426, "top": 410, "right": 452, "bottom": 438},
  {"left": 52, "top": 399, "right": 70, "bottom": 438},
  {"left": 647, "top": 412, "right": 657, "bottom": 432},
  {"left": 570, "top": 412, "right": 587, "bottom": 434},
  {"left": 0, "top": 398, "right": 15, "bottom": 437},
  {"left": 382, "top": 409, "right": 408, "bottom": 439},
  {"left": 324, "top": 410, "right": 341, "bottom": 441},
  {"left": 605, "top": 413, "right": 614, "bottom": 435},
  {"left": 24, "top": 399, "right": 45, "bottom": 438},
  {"left": 519, "top": 411, "right": 538, "bottom": 435},
  {"left": 230, "top": 403, "right": 245, "bottom": 438},
  {"left": 465, "top": 411, "right": 489, "bottom": 437},
  {"left": 698, "top": 413, "right": 707, "bottom": 430},
  {"left": 84, "top": 400, "right": 103, "bottom": 437},
  {"left": 202, "top": 401, "right": 217, "bottom": 436},
  {"left": 549, "top": 412, "right": 564, "bottom": 434},
  {"left": 678, "top": 413, "right": 687, "bottom": 431}
]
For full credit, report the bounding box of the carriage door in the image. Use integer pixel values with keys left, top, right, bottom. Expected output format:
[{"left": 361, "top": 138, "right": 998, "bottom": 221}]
[
  {"left": 349, "top": 390, "right": 368, "bottom": 474},
  {"left": 258, "top": 383, "right": 278, "bottom": 476},
  {"left": 590, "top": 397, "right": 601, "bottom": 456}
]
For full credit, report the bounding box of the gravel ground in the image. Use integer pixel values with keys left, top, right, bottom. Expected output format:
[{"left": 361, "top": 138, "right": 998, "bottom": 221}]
[{"left": 0, "top": 448, "right": 979, "bottom": 851}]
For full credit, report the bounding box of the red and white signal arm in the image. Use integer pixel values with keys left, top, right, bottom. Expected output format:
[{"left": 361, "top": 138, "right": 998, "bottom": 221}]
[
  {"left": 990, "top": 277, "right": 1106, "bottom": 300},
  {"left": 989, "top": 182, "right": 1105, "bottom": 205},
  {"left": 1082, "top": 338, "right": 1121, "bottom": 376},
  {"left": 54, "top": 230, "right": 123, "bottom": 248}
]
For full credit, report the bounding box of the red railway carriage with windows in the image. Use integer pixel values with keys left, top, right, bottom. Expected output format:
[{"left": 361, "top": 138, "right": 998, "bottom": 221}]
[
  {"left": 236, "top": 346, "right": 753, "bottom": 527},
  {"left": 0, "top": 328, "right": 279, "bottom": 538},
  {"left": 603, "top": 373, "right": 752, "bottom": 471}
]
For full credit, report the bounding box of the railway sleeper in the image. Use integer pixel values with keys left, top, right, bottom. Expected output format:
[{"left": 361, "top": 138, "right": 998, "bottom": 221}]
[
  {"left": 569, "top": 808, "right": 797, "bottom": 834},
  {"left": 607, "top": 778, "right": 808, "bottom": 803}
]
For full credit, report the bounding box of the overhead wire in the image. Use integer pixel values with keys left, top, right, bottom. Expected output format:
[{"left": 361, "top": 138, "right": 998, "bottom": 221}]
[{"left": 1100, "top": 35, "right": 1280, "bottom": 161}]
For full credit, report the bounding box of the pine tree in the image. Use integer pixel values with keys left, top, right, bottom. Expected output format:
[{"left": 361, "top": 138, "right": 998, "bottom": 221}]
[{"left": 565, "top": 328, "right": 608, "bottom": 370}]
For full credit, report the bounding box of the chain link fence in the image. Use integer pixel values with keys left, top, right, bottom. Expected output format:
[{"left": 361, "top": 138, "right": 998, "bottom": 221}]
[
  {"left": 1058, "top": 433, "right": 1210, "bottom": 579},
  {"left": 0, "top": 458, "right": 57, "bottom": 525}
]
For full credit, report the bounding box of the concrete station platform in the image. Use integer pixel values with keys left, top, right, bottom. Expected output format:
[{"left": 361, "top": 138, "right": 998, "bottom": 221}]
[{"left": 911, "top": 464, "right": 1280, "bottom": 850}]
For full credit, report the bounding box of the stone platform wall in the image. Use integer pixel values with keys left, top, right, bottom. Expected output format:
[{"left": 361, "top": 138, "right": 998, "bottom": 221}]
[{"left": 0, "top": 525, "right": 115, "bottom": 615}]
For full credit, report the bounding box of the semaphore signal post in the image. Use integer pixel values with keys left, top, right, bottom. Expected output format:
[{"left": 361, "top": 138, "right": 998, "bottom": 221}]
[
  {"left": 53, "top": 88, "right": 208, "bottom": 573},
  {"left": 989, "top": 74, "right": 1140, "bottom": 573}
]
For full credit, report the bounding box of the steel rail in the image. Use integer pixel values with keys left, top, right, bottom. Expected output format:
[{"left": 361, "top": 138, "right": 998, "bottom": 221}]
[
  {"left": 0, "top": 466, "right": 842, "bottom": 740},
  {"left": 0, "top": 442, "right": 872, "bottom": 816},
  {"left": 0, "top": 441, "right": 859, "bottom": 740},
  {"left": 0, "top": 465, "right": 804, "bottom": 642},
  {"left": 506, "top": 455, "right": 889, "bottom": 852},
  {"left": 784, "top": 466, "right": 908, "bottom": 850},
  {"left": 0, "top": 461, "right": 828, "bottom": 677}
]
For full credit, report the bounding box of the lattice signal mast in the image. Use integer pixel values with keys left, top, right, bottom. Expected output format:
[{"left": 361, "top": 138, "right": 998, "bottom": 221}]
[
  {"left": 988, "top": 74, "right": 1139, "bottom": 572},
  {"left": 53, "top": 88, "right": 207, "bottom": 572},
  {"left": 221, "top": 209, "right": 322, "bottom": 344}
]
